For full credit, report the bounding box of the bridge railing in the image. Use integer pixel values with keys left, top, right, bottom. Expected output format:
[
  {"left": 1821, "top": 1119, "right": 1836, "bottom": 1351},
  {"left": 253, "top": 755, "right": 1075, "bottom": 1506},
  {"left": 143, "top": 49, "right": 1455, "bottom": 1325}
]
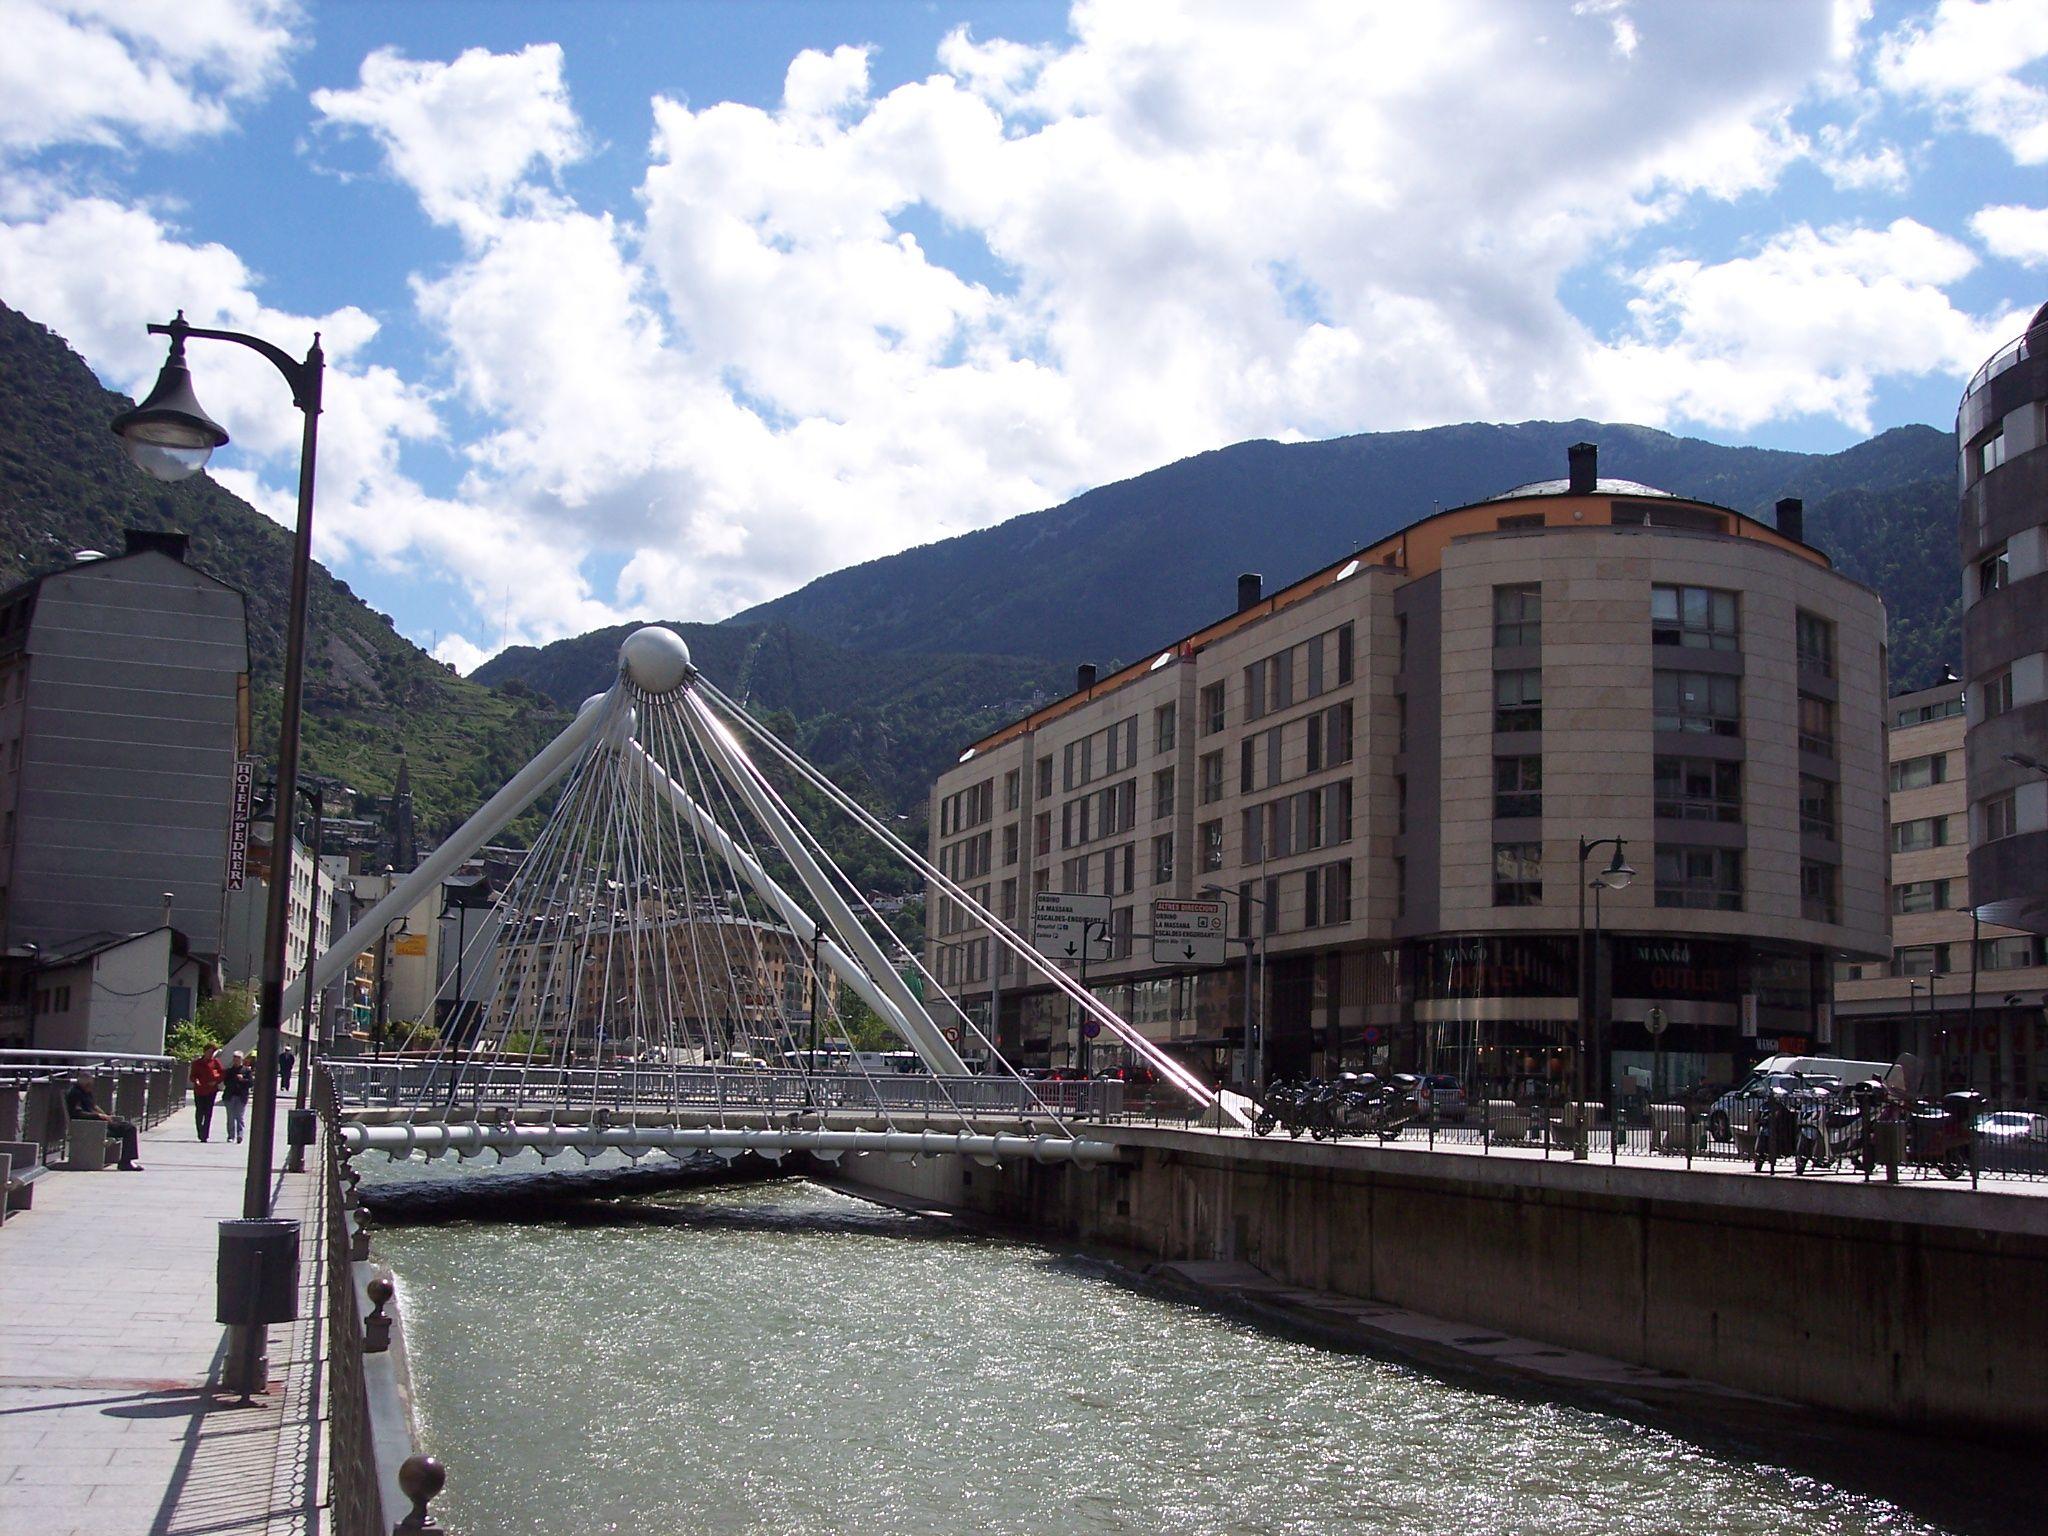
[{"left": 329, "top": 1060, "right": 1124, "bottom": 1122}]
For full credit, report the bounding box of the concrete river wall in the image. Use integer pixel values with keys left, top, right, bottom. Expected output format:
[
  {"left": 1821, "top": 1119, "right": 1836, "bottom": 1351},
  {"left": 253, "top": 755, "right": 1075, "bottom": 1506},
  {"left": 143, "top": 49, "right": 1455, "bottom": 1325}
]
[{"left": 841, "top": 1127, "right": 2048, "bottom": 1445}]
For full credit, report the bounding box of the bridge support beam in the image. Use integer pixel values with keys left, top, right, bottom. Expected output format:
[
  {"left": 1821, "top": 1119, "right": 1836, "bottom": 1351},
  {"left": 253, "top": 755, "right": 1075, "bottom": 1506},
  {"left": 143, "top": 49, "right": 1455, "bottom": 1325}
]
[{"left": 340, "top": 1121, "right": 1120, "bottom": 1165}]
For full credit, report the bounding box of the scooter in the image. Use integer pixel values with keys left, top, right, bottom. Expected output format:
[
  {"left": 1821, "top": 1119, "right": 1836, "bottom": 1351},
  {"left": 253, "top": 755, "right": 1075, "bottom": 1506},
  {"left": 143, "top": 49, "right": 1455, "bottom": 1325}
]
[
  {"left": 1752, "top": 1085, "right": 1802, "bottom": 1173},
  {"left": 1905, "top": 1091, "right": 1982, "bottom": 1180},
  {"left": 1792, "top": 1081, "right": 1865, "bottom": 1174}
]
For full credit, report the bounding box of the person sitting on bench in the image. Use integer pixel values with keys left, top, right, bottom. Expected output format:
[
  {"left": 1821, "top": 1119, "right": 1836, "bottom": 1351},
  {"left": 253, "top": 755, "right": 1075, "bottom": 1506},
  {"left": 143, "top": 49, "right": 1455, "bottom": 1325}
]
[{"left": 65, "top": 1075, "right": 142, "bottom": 1171}]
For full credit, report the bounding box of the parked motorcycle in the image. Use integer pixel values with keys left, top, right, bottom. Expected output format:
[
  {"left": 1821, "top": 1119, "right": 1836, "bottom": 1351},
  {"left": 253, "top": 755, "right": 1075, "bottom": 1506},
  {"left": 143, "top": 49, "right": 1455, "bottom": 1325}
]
[
  {"left": 1752, "top": 1085, "right": 1802, "bottom": 1173},
  {"left": 1906, "top": 1091, "right": 1983, "bottom": 1180},
  {"left": 1792, "top": 1081, "right": 1865, "bottom": 1174}
]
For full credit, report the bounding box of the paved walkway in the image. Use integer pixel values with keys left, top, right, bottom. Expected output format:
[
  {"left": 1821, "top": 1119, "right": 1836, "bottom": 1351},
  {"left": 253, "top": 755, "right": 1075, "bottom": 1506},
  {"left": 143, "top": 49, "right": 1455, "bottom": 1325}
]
[{"left": 0, "top": 1115, "right": 326, "bottom": 1536}]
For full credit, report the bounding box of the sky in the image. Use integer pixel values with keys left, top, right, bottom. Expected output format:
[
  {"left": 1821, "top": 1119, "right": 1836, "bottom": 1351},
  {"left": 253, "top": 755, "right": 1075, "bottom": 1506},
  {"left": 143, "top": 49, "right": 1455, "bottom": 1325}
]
[{"left": 3, "top": 1, "right": 2047, "bottom": 674}]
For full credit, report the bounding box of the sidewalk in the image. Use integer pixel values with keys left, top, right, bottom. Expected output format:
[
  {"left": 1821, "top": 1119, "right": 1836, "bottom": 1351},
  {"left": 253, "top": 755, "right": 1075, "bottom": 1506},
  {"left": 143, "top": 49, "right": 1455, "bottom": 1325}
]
[{"left": 0, "top": 1113, "right": 326, "bottom": 1536}]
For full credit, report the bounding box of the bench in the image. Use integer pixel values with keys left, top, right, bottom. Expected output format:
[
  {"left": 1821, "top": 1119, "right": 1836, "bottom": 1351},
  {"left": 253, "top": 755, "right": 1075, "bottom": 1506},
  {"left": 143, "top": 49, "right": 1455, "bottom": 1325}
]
[
  {"left": 66, "top": 1120, "right": 121, "bottom": 1171},
  {"left": 1, "top": 1139, "right": 47, "bottom": 1215}
]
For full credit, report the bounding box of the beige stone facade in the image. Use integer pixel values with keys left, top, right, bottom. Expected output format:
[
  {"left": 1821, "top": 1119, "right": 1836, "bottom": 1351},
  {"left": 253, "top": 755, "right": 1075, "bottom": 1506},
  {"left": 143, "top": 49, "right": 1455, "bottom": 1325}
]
[
  {"left": 1835, "top": 677, "right": 2048, "bottom": 1101},
  {"left": 929, "top": 447, "right": 1889, "bottom": 1098}
]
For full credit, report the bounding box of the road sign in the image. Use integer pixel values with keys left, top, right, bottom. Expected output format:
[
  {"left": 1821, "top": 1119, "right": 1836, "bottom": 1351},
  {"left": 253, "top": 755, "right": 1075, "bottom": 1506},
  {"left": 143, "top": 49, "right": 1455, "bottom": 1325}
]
[
  {"left": 1150, "top": 898, "right": 1227, "bottom": 966},
  {"left": 1032, "top": 891, "right": 1112, "bottom": 963}
]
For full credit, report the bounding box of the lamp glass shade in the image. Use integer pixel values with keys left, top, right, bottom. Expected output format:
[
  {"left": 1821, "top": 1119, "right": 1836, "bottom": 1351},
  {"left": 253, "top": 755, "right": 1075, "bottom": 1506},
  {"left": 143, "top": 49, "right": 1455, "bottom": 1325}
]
[
  {"left": 1600, "top": 849, "right": 1636, "bottom": 890},
  {"left": 110, "top": 351, "right": 229, "bottom": 483}
]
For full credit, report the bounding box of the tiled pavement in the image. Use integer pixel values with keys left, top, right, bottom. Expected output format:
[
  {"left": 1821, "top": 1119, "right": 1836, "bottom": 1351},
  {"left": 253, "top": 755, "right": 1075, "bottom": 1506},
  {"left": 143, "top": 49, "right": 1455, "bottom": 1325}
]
[{"left": 0, "top": 1117, "right": 326, "bottom": 1536}]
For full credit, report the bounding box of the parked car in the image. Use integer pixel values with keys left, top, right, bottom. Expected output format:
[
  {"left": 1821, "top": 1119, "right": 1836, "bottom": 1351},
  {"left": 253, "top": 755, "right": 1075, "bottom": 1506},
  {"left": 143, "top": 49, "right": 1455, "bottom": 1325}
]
[
  {"left": 1974, "top": 1110, "right": 2048, "bottom": 1174},
  {"left": 1420, "top": 1074, "right": 1468, "bottom": 1122},
  {"left": 1707, "top": 1071, "right": 1842, "bottom": 1142}
]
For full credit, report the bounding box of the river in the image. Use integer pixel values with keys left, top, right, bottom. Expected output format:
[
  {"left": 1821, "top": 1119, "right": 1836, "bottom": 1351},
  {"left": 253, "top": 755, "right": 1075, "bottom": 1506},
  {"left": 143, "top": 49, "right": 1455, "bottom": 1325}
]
[{"left": 370, "top": 1168, "right": 1957, "bottom": 1536}]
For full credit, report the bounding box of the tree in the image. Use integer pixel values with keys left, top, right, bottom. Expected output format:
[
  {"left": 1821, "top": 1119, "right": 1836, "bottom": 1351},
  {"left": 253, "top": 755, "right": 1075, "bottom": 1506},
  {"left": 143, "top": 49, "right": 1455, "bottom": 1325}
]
[{"left": 165, "top": 983, "right": 255, "bottom": 1059}]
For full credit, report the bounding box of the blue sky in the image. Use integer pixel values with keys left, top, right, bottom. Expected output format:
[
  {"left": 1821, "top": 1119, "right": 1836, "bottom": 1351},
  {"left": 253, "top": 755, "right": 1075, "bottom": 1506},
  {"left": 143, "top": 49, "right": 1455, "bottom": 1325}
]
[{"left": 3, "top": 1, "right": 2047, "bottom": 669}]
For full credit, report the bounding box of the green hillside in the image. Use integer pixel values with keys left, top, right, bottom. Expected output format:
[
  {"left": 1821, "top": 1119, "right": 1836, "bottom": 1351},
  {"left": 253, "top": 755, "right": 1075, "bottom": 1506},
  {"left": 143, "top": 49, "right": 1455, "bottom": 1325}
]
[{"left": 0, "top": 300, "right": 568, "bottom": 840}]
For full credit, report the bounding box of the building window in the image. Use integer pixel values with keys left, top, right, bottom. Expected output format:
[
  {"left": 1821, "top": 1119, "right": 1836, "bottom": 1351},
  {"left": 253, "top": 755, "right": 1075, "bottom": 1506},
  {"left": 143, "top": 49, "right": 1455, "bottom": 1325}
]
[
  {"left": 1893, "top": 815, "right": 1948, "bottom": 853},
  {"left": 1002, "top": 823, "right": 1019, "bottom": 866},
  {"left": 1492, "top": 842, "right": 1543, "bottom": 906},
  {"left": 1981, "top": 935, "right": 2045, "bottom": 971},
  {"left": 1654, "top": 757, "right": 1741, "bottom": 822},
  {"left": 1201, "top": 683, "right": 1226, "bottom": 735},
  {"left": 1152, "top": 833, "right": 1174, "bottom": 885},
  {"left": 1795, "top": 610, "right": 1834, "bottom": 678},
  {"left": 1655, "top": 847, "right": 1742, "bottom": 911},
  {"left": 1800, "top": 859, "right": 1839, "bottom": 924},
  {"left": 1983, "top": 670, "right": 2014, "bottom": 718},
  {"left": 1200, "top": 819, "right": 1224, "bottom": 871},
  {"left": 1799, "top": 774, "right": 1837, "bottom": 839},
  {"left": 1979, "top": 546, "right": 2010, "bottom": 598},
  {"left": 1155, "top": 703, "right": 1177, "bottom": 755},
  {"left": 1395, "top": 774, "right": 1407, "bottom": 835},
  {"left": 1890, "top": 753, "right": 1948, "bottom": 791},
  {"left": 1982, "top": 432, "right": 2007, "bottom": 476},
  {"left": 1396, "top": 615, "right": 1408, "bottom": 672},
  {"left": 1655, "top": 671, "right": 1740, "bottom": 736},
  {"left": 1494, "top": 668, "right": 1542, "bottom": 733},
  {"left": 1493, "top": 583, "right": 1542, "bottom": 648},
  {"left": 1304, "top": 859, "right": 1352, "bottom": 927},
  {"left": 1982, "top": 791, "right": 2019, "bottom": 841},
  {"left": 1651, "top": 584, "right": 1739, "bottom": 651},
  {"left": 1895, "top": 695, "right": 1966, "bottom": 727},
  {"left": 1034, "top": 812, "right": 1051, "bottom": 858},
  {"left": 1493, "top": 755, "right": 1542, "bottom": 819},
  {"left": 1242, "top": 805, "right": 1265, "bottom": 864},
  {"left": 1000, "top": 878, "right": 1017, "bottom": 920},
  {"left": 1004, "top": 769, "right": 1020, "bottom": 812},
  {"left": 1893, "top": 879, "right": 1951, "bottom": 915},
  {"left": 1153, "top": 767, "right": 1175, "bottom": 820},
  {"left": 1199, "top": 751, "right": 1224, "bottom": 805},
  {"left": 1891, "top": 944, "right": 1949, "bottom": 977},
  {"left": 1394, "top": 855, "right": 1407, "bottom": 918},
  {"left": 1036, "top": 757, "right": 1053, "bottom": 799},
  {"left": 1796, "top": 692, "right": 1833, "bottom": 757}
]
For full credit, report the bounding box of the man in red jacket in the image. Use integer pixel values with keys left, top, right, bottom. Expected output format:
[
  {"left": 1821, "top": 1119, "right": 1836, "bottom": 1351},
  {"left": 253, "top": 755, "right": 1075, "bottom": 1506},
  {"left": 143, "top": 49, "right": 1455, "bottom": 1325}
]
[{"left": 189, "top": 1046, "right": 224, "bottom": 1142}]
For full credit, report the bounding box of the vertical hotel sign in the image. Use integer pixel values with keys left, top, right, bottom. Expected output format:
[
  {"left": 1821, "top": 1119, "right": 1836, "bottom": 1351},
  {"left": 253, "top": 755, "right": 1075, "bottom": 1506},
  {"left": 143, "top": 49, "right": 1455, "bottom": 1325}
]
[{"left": 227, "top": 756, "right": 256, "bottom": 891}]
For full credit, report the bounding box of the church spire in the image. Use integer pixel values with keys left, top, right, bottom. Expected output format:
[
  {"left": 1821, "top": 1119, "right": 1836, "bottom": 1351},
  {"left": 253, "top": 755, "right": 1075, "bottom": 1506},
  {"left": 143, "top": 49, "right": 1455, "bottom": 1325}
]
[{"left": 389, "top": 751, "right": 417, "bottom": 872}]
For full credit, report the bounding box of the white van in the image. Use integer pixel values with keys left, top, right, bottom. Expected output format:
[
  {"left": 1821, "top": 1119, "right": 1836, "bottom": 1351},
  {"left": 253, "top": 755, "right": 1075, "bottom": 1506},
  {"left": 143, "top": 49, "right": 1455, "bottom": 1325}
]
[{"left": 1746, "top": 1054, "right": 1893, "bottom": 1084}]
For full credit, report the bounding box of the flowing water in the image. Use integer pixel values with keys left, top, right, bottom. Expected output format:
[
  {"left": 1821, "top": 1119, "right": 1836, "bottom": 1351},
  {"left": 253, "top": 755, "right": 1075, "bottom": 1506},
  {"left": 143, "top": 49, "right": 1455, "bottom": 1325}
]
[{"left": 372, "top": 1170, "right": 1959, "bottom": 1536}]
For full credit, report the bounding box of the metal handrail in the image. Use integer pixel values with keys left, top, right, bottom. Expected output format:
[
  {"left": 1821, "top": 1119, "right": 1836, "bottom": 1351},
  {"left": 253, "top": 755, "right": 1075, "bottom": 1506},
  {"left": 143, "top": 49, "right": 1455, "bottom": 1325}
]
[{"left": 1961, "top": 317, "right": 2048, "bottom": 403}]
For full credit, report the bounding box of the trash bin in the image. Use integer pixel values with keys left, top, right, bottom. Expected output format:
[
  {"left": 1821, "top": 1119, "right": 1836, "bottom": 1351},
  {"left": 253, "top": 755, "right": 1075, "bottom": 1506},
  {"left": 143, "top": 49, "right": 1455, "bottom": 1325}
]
[
  {"left": 286, "top": 1109, "right": 317, "bottom": 1148},
  {"left": 217, "top": 1218, "right": 301, "bottom": 1325}
]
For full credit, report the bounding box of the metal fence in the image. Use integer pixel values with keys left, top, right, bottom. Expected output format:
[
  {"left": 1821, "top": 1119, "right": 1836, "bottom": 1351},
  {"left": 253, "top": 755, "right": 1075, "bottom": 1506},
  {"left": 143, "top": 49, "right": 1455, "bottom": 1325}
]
[
  {"left": 0, "top": 1051, "right": 188, "bottom": 1159},
  {"left": 329, "top": 1058, "right": 1123, "bottom": 1122},
  {"left": 1122, "top": 1083, "right": 2048, "bottom": 1187},
  {"left": 319, "top": 1065, "right": 386, "bottom": 1536}
]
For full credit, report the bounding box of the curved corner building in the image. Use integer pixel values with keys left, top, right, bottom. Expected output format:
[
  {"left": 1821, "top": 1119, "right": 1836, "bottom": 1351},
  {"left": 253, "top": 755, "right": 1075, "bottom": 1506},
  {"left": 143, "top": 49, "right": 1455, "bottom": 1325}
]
[
  {"left": 1958, "top": 301, "right": 2048, "bottom": 937},
  {"left": 928, "top": 443, "right": 1889, "bottom": 1098}
]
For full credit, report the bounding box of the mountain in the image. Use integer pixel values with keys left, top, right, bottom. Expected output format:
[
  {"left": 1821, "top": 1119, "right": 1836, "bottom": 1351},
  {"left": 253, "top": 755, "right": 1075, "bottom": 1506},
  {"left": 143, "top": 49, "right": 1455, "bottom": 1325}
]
[
  {"left": 724, "top": 419, "right": 1960, "bottom": 685},
  {"left": 0, "top": 300, "right": 567, "bottom": 840}
]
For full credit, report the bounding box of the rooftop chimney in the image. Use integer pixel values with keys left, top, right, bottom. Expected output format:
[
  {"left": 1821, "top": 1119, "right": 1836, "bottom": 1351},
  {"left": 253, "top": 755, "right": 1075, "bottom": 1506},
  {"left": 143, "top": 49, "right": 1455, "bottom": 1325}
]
[
  {"left": 1237, "top": 572, "right": 1263, "bottom": 612},
  {"left": 1076, "top": 662, "right": 1097, "bottom": 692},
  {"left": 124, "top": 528, "right": 189, "bottom": 563},
  {"left": 1774, "top": 497, "right": 1804, "bottom": 545},
  {"left": 1567, "top": 442, "right": 1598, "bottom": 496}
]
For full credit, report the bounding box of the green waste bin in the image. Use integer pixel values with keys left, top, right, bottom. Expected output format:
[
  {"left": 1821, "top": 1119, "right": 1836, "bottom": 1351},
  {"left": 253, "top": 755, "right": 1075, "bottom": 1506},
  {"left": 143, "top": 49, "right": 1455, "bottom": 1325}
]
[{"left": 217, "top": 1218, "right": 301, "bottom": 1325}]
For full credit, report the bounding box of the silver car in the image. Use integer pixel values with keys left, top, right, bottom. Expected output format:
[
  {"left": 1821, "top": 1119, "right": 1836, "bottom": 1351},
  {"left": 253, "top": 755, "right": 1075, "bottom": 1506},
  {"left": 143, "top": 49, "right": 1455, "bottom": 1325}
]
[{"left": 1706, "top": 1071, "right": 1841, "bottom": 1142}]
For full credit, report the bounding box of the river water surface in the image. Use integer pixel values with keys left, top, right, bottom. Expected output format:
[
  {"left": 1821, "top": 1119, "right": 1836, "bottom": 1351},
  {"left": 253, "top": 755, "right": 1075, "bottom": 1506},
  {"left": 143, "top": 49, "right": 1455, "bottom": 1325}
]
[{"left": 373, "top": 1170, "right": 1957, "bottom": 1536}]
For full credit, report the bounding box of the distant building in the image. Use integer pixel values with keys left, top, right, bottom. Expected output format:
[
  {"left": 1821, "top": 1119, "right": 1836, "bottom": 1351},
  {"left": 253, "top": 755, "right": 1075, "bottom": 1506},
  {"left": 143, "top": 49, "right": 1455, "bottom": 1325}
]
[
  {"left": 387, "top": 752, "right": 417, "bottom": 872},
  {"left": 1835, "top": 675, "right": 2048, "bottom": 1099},
  {"left": 927, "top": 444, "right": 1890, "bottom": 1099},
  {"left": 21, "top": 927, "right": 208, "bottom": 1055},
  {"left": 0, "top": 530, "right": 248, "bottom": 1049},
  {"left": 1957, "top": 300, "right": 2048, "bottom": 937},
  {"left": 221, "top": 830, "right": 337, "bottom": 995}
]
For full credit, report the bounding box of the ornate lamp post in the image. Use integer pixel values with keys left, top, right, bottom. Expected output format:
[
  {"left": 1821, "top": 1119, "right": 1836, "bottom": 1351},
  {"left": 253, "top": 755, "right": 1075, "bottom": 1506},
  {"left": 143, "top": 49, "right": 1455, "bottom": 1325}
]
[
  {"left": 1574, "top": 836, "right": 1634, "bottom": 1159},
  {"left": 114, "top": 313, "right": 323, "bottom": 1397}
]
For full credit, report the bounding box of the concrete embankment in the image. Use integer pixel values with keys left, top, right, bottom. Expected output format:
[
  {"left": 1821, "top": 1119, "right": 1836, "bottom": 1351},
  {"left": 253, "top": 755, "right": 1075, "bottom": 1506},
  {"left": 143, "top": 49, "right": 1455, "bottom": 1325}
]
[{"left": 839, "top": 1126, "right": 2048, "bottom": 1446}]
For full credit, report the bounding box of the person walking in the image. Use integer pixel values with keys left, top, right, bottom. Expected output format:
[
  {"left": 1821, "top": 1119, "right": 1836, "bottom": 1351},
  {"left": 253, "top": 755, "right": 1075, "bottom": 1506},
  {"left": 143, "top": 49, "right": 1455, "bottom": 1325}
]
[
  {"left": 65, "top": 1074, "right": 143, "bottom": 1170},
  {"left": 277, "top": 1043, "right": 296, "bottom": 1091},
  {"left": 189, "top": 1046, "right": 224, "bottom": 1142},
  {"left": 222, "top": 1052, "right": 254, "bottom": 1144}
]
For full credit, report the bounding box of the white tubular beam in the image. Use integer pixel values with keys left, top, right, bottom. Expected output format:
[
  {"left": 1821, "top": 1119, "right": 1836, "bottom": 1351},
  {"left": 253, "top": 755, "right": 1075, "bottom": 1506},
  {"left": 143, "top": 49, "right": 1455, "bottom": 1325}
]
[
  {"left": 340, "top": 1121, "right": 1120, "bottom": 1165},
  {"left": 682, "top": 690, "right": 971, "bottom": 1076},
  {"left": 275, "top": 694, "right": 612, "bottom": 1034},
  {"left": 626, "top": 740, "right": 933, "bottom": 1056}
]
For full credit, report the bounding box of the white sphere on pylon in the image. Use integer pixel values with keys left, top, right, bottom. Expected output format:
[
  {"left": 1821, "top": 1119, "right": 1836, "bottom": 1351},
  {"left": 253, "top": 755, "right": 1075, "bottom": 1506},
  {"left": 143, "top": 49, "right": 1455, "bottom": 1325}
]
[{"left": 618, "top": 626, "right": 693, "bottom": 695}]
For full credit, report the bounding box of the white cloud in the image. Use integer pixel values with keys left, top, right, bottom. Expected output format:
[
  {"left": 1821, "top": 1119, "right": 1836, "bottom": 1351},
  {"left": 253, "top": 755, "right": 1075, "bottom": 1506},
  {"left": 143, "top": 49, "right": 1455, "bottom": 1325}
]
[
  {"left": 0, "top": 0, "right": 297, "bottom": 152},
  {"left": 1973, "top": 202, "right": 2048, "bottom": 266},
  {"left": 1877, "top": 0, "right": 2048, "bottom": 164},
  {"left": 311, "top": 45, "right": 586, "bottom": 239}
]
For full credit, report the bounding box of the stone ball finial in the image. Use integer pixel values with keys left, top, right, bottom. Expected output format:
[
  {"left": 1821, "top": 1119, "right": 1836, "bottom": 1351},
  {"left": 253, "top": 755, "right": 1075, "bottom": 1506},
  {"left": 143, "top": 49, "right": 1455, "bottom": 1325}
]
[
  {"left": 396, "top": 1453, "right": 446, "bottom": 1531},
  {"left": 366, "top": 1273, "right": 393, "bottom": 1313},
  {"left": 618, "top": 625, "right": 693, "bottom": 695}
]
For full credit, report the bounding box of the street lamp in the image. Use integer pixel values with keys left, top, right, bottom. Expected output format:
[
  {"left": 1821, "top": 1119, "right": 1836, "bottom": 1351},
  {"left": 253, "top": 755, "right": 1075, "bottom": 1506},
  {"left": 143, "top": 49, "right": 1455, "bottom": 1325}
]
[
  {"left": 2002, "top": 752, "right": 2048, "bottom": 776},
  {"left": 284, "top": 785, "right": 323, "bottom": 1174},
  {"left": 113, "top": 311, "right": 324, "bottom": 1232},
  {"left": 1203, "top": 883, "right": 1267, "bottom": 1092},
  {"left": 1574, "top": 836, "right": 1634, "bottom": 1159}
]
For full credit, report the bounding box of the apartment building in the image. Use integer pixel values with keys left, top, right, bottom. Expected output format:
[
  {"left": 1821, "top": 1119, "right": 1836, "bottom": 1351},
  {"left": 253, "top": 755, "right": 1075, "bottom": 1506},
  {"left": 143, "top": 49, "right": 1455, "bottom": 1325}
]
[
  {"left": 928, "top": 444, "right": 1889, "bottom": 1098},
  {"left": 1957, "top": 299, "right": 2048, "bottom": 939},
  {"left": 1836, "top": 675, "right": 2048, "bottom": 1100}
]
